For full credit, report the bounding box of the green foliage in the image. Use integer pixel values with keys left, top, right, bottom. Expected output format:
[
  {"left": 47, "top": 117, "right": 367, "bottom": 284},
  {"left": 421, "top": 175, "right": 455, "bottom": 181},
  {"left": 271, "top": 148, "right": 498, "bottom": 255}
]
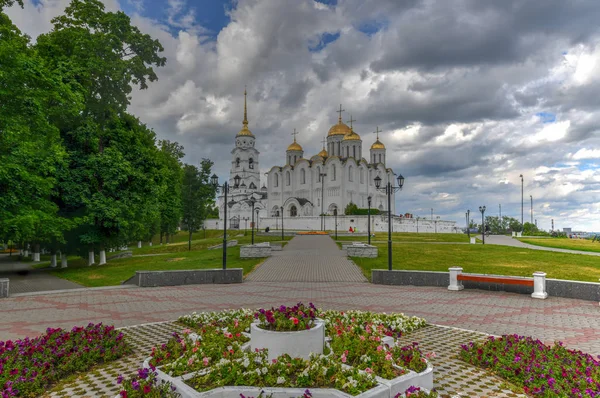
[
  {"left": 0, "top": 0, "right": 23, "bottom": 9},
  {"left": 157, "top": 140, "right": 184, "bottom": 238},
  {"left": 344, "top": 202, "right": 358, "bottom": 215},
  {"left": 182, "top": 159, "right": 216, "bottom": 233}
]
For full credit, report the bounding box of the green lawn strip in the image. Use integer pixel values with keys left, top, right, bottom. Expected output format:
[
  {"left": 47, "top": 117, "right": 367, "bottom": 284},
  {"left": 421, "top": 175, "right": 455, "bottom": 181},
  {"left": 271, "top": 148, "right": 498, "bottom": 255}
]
[
  {"left": 349, "top": 243, "right": 600, "bottom": 282},
  {"left": 336, "top": 232, "right": 469, "bottom": 243},
  {"left": 518, "top": 237, "right": 600, "bottom": 253},
  {"left": 46, "top": 246, "right": 267, "bottom": 287}
]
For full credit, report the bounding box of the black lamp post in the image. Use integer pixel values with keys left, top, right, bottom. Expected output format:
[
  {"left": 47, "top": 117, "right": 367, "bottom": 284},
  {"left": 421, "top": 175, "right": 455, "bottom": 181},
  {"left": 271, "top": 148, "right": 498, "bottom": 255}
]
[
  {"left": 320, "top": 172, "right": 327, "bottom": 231},
  {"left": 280, "top": 206, "right": 284, "bottom": 241},
  {"left": 479, "top": 206, "right": 486, "bottom": 245},
  {"left": 250, "top": 197, "right": 256, "bottom": 245},
  {"left": 466, "top": 210, "right": 470, "bottom": 240},
  {"left": 416, "top": 216, "right": 419, "bottom": 233},
  {"left": 520, "top": 174, "right": 524, "bottom": 230},
  {"left": 374, "top": 174, "right": 405, "bottom": 271},
  {"left": 367, "top": 196, "right": 372, "bottom": 245},
  {"left": 334, "top": 208, "right": 338, "bottom": 240},
  {"left": 255, "top": 208, "right": 260, "bottom": 233},
  {"left": 211, "top": 173, "right": 232, "bottom": 270}
]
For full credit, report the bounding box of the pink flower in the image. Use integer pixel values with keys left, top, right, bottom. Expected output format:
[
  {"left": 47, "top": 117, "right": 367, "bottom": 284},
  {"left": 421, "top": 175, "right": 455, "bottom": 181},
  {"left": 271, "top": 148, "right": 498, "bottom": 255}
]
[
  {"left": 377, "top": 345, "right": 383, "bottom": 352},
  {"left": 272, "top": 359, "right": 278, "bottom": 364},
  {"left": 203, "top": 357, "right": 209, "bottom": 366},
  {"left": 291, "top": 317, "right": 299, "bottom": 325},
  {"left": 365, "top": 368, "right": 373, "bottom": 374},
  {"left": 188, "top": 358, "right": 194, "bottom": 366},
  {"left": 425, "top": 352, "right": 436, "bottom": 359},
  {"left": 385, "top": 352, "right": 393, "bottom": 361},
  {"left": 192, "top": 347, "right": 198, "bottom": 353},
  {"left": 360, "top": 335, "right": 365, "bottom": 341},
  {"left": 182, "top": 328, "right": 191, "bottom": 334}
]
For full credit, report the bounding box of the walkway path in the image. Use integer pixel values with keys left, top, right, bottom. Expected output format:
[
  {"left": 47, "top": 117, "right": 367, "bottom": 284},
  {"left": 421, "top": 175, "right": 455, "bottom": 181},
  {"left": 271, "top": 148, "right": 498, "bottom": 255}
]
[
  {"left": 246, "top": 235, "right": 368, "bottom": 282},
  {"left": 485, "top": 234, "right": 600, "bottom": 256}
]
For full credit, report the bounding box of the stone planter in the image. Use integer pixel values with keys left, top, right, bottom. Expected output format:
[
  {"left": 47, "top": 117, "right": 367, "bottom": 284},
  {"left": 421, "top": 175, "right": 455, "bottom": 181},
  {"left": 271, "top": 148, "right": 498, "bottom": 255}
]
[
  {"left": 346, "top": 244, "right": 378, "bottom": 258},
  {"left": 240, "top": 244, "right": 272, "bottom": 258},
  {"left": 250, "top": 320, "right": 325, "bottom": 361},
  {"left": 375, "top": 362, "right": 434, "bottom": 398}
]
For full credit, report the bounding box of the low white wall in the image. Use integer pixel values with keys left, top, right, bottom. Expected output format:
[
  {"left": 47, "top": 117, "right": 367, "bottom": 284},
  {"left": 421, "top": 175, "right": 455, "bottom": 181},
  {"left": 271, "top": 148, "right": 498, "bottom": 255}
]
[{"left": 205, "top": 216, "right": 458, "bottom": 233}]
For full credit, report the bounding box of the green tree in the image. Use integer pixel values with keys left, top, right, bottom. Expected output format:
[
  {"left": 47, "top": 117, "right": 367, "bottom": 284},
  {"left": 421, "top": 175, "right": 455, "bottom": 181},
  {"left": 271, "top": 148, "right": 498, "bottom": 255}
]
[
  {"left": 34, "top": 0, "right": 167, "bottom": 259},
  {"left": 344, "top": 202, "right": 359, "bottom": 215},
  {"left": 523, "top": 222, "right": 539, "bottom": 236},
  {"left": 182, "top": 160, "right": 216, "bottom": 250},
  {"left": 157, "top": 140, "right": 184, "bottom": 244},
  {"left": 0, "top": 11, "right": 82, "bottom": 253}
]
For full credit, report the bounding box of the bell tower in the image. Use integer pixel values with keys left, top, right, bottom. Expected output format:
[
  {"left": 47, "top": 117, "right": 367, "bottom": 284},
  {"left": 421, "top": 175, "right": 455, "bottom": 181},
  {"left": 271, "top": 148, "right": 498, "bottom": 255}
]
[{"left": 230, "top": 89, "right": 260, "bottom": 191}]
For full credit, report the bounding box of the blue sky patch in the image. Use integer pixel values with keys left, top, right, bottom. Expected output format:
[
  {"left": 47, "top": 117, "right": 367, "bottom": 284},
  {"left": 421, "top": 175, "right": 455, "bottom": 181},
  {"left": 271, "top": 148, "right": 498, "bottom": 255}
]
[
  {"left": 578, "top": 160, "right": 599, "bottom": 171},
  {"left": 314, "top": 0, "right": 338, "bottom": 6},
  {"left": 308, "top": 31, "right": 341, "bottom": 52},
  {"left": 536, "top": 112, "right": 556, "bottom": 123},
  {"left": 356, "top": 18, "right": 389, "bottom": 36}
]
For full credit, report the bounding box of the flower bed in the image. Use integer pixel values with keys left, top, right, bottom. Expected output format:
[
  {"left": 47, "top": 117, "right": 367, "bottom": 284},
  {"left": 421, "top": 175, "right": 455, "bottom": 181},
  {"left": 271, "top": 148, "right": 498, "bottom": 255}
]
[
  {"left": 1, "top": 323, "right": 129, "bottom": 398},
  {"left": 118, "top": 306, "right": 432, "bottom": 398},
  {"left": 459, "top": 334, "right": 600, "bottom": 397}
]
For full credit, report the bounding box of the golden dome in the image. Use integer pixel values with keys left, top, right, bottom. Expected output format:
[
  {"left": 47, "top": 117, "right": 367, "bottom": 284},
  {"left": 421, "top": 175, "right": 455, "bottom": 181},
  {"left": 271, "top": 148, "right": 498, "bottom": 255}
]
[
  {"left": 371, "top": 139, "right": 385, "bottom": 149},
  {"left": 317, "top": 148, "right": 328, "bottom": 157},
  {"left": 328, "top": 122, "right": 351, "bottom": 136},
  {"left": 343, "top": 130, "right": 361, "bottom": 141},
  {"left": 287, "top": 140, "right": 303, "bottom": 151}
]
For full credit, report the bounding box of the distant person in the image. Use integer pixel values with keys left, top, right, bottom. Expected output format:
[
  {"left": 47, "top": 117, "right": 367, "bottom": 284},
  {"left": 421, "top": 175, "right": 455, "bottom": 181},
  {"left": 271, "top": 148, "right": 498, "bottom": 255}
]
[{"left": 265, "top": 226, "right": 270, "bottom": 233}]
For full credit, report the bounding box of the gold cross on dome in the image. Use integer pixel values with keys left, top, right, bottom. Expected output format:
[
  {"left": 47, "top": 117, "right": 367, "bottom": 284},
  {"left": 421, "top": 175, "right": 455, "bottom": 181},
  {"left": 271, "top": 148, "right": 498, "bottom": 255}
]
[
  {"left": 291, "top": 128, "right": 299, "bottom": 142},
  {"left": 374, "top": 126, "right": 382, "bottom": 140},
  {"left": 336, "top": 104, "right": 345, "bottom": 123},
  {"left": 347, "top": 114, "right": 356, "bottom": 130}
]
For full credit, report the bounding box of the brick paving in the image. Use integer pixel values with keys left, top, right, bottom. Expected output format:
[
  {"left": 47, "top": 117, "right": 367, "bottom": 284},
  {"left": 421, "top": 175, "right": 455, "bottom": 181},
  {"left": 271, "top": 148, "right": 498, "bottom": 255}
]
[
  {"left": 246, "top": 235, "right": 368, "bottom": 282},
  {"left": 3, "top": 235, "right": 600, "bottom": 397}
]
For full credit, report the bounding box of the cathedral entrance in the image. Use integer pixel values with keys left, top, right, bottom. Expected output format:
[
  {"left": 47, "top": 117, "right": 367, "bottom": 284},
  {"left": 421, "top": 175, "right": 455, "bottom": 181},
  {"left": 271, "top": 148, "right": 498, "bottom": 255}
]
[
  {"left": 290, "top": 205, "right": 297, "bottom": 217},
  {"left": 230, "top": 216, "right": 240, "bottom": 229}
]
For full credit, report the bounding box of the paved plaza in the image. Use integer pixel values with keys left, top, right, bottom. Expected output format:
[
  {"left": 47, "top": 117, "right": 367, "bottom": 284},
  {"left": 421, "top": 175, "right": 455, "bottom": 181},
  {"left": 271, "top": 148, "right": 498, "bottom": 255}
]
[{"left": 2, "top": 235, "right": 600, "bottom": 397}]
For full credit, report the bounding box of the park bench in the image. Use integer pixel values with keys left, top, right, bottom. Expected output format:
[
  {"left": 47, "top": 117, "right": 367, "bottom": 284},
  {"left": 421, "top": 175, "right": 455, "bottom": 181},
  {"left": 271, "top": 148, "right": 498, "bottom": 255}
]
[{"left": 448, "top": 267, "right": 548, "bottom": 299}]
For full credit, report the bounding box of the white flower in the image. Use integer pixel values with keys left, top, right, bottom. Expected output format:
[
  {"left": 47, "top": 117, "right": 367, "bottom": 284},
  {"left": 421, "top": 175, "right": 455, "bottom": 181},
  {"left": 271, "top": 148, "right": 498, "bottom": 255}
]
[
  {"left": 276, "top": 376, "right": 286, "bottom": 384},
  {"left": 261, "top": 367, "right": 268, "bottom": 375},
  {"left": 243, "top": 358, "right": 250, "bottom": 368}
]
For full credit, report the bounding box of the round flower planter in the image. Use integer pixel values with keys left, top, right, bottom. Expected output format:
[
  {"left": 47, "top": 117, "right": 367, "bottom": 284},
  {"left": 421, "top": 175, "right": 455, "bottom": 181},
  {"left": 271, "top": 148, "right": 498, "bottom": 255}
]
[{"left": 250, "top": 319, "right": 325, "bottom": 361}]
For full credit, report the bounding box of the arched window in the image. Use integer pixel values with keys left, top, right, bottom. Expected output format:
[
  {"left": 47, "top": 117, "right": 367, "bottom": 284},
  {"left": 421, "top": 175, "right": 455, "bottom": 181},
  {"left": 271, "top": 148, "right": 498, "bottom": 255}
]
[
  {"left": 348, "top": 166, "right": 353, "bottom": 182},
  {"left": 331, "top": 165, "right": 336, "bottom": 181},
  {"left": 274, "top": 173, "right": 279, "bottom": 187},
  {"left": 372, "top": 154, "right": 376, "bottom": 163},
  {"left": 353, "top": 146, "right": 356, "bottom": 159},
  {"left": 378, "top": 154, "right": 382, "bottom": 163},
  {"left": 360, "top": 168, "right": 364, "bottom": 184},
  {"left": 317, "top": 167, "right": 321, "bottom": 182},
  {"left": 286, "top": 171, "right": 291, "bottom": 186},
  {"left": 346, "top": 147, "right": 349, "bottom": 158},
  {"left": 290, "top": 205, "right": 297, "bottom": 217},
  {"left": 236, "top": 158, "right": 240, "bottom": 167},
  {"left": 301, "top": 169, "right": 306, "bottom": 184},
  {"left": 249, "top": 158, "right": 254, "bottom": 169}
]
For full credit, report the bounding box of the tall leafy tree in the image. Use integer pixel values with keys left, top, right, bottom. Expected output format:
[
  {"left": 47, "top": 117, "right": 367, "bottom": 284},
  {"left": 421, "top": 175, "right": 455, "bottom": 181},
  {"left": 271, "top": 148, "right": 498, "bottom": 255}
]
[
  {"left": 182, "top": 160, "right": 216, "bottom": 251},
  {"left": 0, "top": 11, "right": 82, "bottom": 251},
  {"left": 157, "top": 140, "right": 184, "bottom": 244},
  {"left": 34, "top": 0, "right": 166, "bottom": 257}
]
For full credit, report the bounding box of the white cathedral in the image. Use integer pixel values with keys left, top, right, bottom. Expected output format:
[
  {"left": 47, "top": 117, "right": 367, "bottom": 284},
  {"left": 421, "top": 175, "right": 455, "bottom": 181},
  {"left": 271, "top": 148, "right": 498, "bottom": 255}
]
[{"left": 211, "top": 90, "right": 405, "bottom": 232}]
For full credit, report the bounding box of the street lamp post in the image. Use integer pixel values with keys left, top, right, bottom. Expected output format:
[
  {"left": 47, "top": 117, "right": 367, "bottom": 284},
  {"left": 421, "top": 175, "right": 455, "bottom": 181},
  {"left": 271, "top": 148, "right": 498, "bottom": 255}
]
[
  {"left": 367, "top": 196, "right": 372, "bottom": 245},
  {"left": 530, "top": 195, "right": 533, "bottom": 225},
  {"left": 320, "top": 173, "right": 327, "bottom": 231},
  {"left": 520, "top": 174, "right": 524, "bottom": 229},
  {"left": 280, "top": 206, "right": 284, "bottom": 242},
  {"left": 334, "top": 209, "right": 338, "bottom": 240},
  {"left": 255, "top": 208, "right": 260, "bottom": 233},
  {"left": 416, "top": 216, "right": 419, "bottom": 233},
  {"left": 250, "top": 197, "right": 256, "bottom": 245},
  {"left": 479, "top": 206, "right": 486, "bottom": 245},
  {"left": 466, "top": 210, "right": 470, "bottom": 240},
  {"left": 374, "top": 174, "right": 405, "bottom": 271},
  {"left": 211, "top": 174, "right": 235, "bottom": 270},
  {"left": 431, "top": 208, "right": 433, "bottom": 221}
]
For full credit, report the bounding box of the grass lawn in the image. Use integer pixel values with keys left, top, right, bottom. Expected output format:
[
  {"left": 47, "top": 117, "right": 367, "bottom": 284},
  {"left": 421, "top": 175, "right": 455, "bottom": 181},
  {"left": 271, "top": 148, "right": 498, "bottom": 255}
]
[
  {"left": 349, "top": 243, "right": 600, "bottom": 282},
  {"left": 45, "top": 246, "right": 267, "bottom": 287},
  {"left": 336, "top": 232, "right": 469, "bottom": 243},
  {"left": 518, "top": 237, "right": 600, "bottom": 253}
]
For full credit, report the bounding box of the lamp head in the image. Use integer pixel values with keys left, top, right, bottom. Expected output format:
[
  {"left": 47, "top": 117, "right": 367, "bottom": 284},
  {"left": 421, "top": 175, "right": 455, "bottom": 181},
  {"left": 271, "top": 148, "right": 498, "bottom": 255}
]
[
  {"left": 211, "top": 174, "right": 219, "bottom": 187},
  {"left": 374, "top": 175, "right": 382, "bottom": 189},
  {"left": 233, "top": 174, "right": 241, "bottom": 187},
  {"left": 396, "top": 174, "right": 405, "bottom": 188}
]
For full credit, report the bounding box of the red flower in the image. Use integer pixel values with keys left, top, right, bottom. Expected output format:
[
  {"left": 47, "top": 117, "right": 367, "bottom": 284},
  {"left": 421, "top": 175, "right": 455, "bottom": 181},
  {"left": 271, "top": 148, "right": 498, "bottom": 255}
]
[
  {"left": 143, "top": 385, "right": 151, "bottom": 393},
  {"left": 120, "top": 391, "right": 128, "bottom": 398}
]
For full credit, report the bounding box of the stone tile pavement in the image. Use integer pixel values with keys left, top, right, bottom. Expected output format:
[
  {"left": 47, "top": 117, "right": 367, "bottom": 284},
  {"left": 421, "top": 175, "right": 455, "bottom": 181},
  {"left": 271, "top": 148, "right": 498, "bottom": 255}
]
[{"left": 246, "top": 235, "right": 368, "bottom": 282}]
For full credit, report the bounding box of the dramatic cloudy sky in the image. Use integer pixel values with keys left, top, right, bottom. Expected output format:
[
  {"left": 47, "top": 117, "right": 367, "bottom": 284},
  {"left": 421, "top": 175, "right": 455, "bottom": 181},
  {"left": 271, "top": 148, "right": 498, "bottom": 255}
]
[{"left": 8, "top": 0, "right": 600, "bottom": 231}]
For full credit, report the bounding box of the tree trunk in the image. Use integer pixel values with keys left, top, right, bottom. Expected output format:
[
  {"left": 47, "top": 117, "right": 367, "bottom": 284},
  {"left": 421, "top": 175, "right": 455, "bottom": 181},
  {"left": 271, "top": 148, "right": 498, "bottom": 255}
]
[
  {"left": 61, "top": 252, "right": 68, "bottom": 268},
  {"left": 50, "top": 253, "right": 57, "bottom": 268},
  {"left": 88, "top": 248, "right": 95, "bottom": 266},
  {"left": 188, "top": 229, "right": 192, "bottom": 251},
  {"left": 137, "top": 241, "right": 142, "bottom": 248},
  {"left": 160, "top": 232, "right": 163, "bottom": 245},
  {"left": 99, "top": 249, "right": 106, "bottom": 265},
  {"left": 33, "top": 243, "right": 40, "bottom": 262}
]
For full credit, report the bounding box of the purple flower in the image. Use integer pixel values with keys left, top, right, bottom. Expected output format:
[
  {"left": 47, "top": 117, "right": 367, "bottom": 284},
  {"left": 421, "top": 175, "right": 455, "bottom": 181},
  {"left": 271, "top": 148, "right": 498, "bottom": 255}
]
[{"left": 116, "top": 375, "right": 124, "bottom": 384}]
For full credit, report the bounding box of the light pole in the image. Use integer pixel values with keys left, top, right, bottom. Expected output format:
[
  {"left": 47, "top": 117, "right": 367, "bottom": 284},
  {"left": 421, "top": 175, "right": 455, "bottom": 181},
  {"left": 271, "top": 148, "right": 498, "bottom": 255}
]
[
  {"left": 367, "top": 196, "right": 372, "bottom": 245},
  {"left": 416, "top": 216, "right": 419, "bottom": 233},
  {"left": 255, "top": 208, "right": 260, "bottom": 233},
  {"left": 243, "top": 217, "right": 248, "bottom": 235},
  {"left": 431, "top": 208, "right": 433, "bottom": 221},
  {"left": 250, "top": 197, "right": 256, "bottom": 245},
  {"left": 334, "top": 209, "right": 338, "bottom": 240},
  {"left": 280, "top": 206, "right": 284, "bottom": 241},
  {"left": 374, "top": 174, "right": 405, "bottom": 271},
  {"left": 530, "top": 195, "right": 533, "bottom": 225},
  {"left": 520, "top": 174, "right": 524, "bottom": 230},
  {"left": 211, "top": 173, "right": 237, "bottom": 270},
  {"left": 320, "top": 172, "right": 327, "bottom": 230},
  {"left": 479, "top": 206, "right": 486, "bottom": 245},
  {"left": 466, "top": 210, "right": 470, "bottom": 240}
]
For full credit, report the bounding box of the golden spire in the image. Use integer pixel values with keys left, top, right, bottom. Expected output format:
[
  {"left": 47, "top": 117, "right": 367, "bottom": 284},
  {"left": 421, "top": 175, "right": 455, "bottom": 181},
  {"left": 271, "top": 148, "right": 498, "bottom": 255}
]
[
  {"left": 371, "top": 126, "right": 385, "bottom": 149},
  {"left": 287, "top": 128, "right": 303, "bottom": 151},
  {"left": 243, "top": 87, "right": 248, "bottom": 127},
  {"left": 347, "top": 114, "right": 356, "bottom": 131},
  {"left": 337, "top": 104, "right": 345, "bottom": 124},
  {"left": 237, "top": 87, "right": 254, "bottom": 137}
]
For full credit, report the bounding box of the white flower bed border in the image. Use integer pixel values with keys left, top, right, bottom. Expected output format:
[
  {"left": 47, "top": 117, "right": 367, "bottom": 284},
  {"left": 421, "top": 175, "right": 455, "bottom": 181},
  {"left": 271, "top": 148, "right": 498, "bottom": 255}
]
[{"left": 251, "top": 320, "right": 325, "bottom": 361}]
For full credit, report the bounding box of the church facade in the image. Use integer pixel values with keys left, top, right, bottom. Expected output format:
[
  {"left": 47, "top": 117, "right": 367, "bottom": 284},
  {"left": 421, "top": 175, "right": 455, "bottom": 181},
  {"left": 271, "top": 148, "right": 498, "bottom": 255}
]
[{"left": 209, "top": 91, "right": 458, "bottom": 233}]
